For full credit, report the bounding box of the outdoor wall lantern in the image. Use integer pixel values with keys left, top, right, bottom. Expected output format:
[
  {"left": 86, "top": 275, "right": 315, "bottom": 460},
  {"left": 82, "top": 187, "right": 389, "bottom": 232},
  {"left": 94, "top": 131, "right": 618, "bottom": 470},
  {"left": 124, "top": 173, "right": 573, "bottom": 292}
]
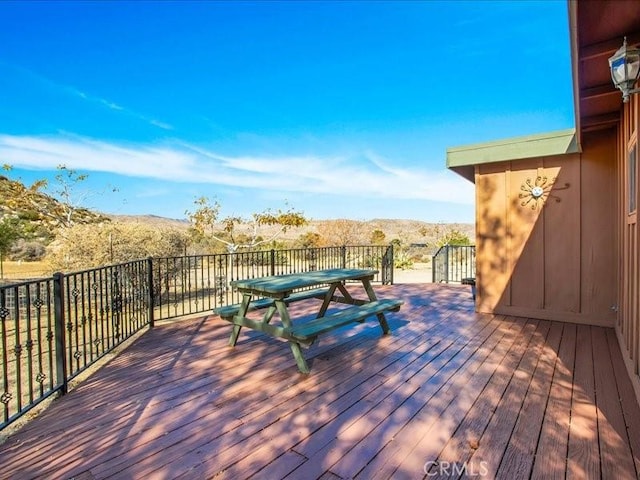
[{"left": 609, "top": 37, "right": 640, "bottom": 103}]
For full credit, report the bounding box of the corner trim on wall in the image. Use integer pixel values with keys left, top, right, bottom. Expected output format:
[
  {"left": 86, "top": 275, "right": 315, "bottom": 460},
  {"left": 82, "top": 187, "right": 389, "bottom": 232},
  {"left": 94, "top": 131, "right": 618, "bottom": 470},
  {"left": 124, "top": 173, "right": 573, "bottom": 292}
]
[{"left": 615, "top": 325, "right": 640, "bottom": 411}]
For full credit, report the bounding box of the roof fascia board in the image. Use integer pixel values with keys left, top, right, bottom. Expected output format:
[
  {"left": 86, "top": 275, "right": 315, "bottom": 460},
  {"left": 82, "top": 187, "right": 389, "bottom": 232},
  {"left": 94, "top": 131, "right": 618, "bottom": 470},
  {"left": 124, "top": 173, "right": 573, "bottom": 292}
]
[
  {"left": 446, "top": 129, "right": 578, "bottom": 171},
  {"left": 568, "top": 0, "right": 582, "bottom": 150}
]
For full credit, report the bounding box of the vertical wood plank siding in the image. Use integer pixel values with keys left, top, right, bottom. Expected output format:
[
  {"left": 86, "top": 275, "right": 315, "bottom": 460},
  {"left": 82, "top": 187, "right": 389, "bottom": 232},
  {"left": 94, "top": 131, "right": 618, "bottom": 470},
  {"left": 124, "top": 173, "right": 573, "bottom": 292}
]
[
  {"left": 474, "top": 136, "right": 617, "bottom": 327},
  {"left": 616, "top": 93, "right": 640, "bottom": 403}
]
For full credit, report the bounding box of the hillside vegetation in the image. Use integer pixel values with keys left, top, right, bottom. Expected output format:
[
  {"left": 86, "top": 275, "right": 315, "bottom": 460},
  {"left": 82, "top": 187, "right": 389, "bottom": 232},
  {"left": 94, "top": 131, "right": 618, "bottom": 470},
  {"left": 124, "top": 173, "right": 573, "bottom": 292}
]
[
  {"left": 1, "top": 175, "right": 474, "bottom": 276},
  {"left": 111, "top": 214, "right": 474, "bottom": 248},
  {"left": 0, "top": 175, "right": 108, "bottom": 239}
]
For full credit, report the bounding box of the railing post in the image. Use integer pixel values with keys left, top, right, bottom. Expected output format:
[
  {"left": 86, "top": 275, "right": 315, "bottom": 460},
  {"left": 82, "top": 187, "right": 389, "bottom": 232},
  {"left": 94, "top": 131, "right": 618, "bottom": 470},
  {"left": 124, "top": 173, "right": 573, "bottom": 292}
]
[
  {"left": 341, "top": 246, "right": 346, "bottom": 268},
  {"left": 444, "top": 245, "right": 450, "bottom": 284},
  {"left": 432, "top": 251, "right": 436, "bottom": 283},
  {"left": 270, "top": 249, "right": 276, "bottom": 276},
  {"left": 147, "top": 257, "right": 155, "bottom": 329},
  {"left": 386, "top": 244, "right": 395, "bottom": 285},
  {"left": 391, "top": 244, "right": 394, "bottom": 284},
  {"left": 52, "top": 272, "right": 68, "bottom": 395}
]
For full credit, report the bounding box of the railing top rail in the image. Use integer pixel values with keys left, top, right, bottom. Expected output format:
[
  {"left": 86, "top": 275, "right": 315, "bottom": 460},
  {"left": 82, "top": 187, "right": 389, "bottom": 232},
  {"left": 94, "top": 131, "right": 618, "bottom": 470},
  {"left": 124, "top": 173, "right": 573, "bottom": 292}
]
[{"left": 0, "top": 277, "right": 52, "bottom": 290}]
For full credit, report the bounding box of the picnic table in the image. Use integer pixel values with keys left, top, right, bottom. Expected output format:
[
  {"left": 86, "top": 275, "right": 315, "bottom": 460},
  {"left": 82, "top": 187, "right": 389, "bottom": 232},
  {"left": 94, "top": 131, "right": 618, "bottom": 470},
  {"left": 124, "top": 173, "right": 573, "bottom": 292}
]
[{"left": 213, "top": 268, "right": 403, "bottom": 373}]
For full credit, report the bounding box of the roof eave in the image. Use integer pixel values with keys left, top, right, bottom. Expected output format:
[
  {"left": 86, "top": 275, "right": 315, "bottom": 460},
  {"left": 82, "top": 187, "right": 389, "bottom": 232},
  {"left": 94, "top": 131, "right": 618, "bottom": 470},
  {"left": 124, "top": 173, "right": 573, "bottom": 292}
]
[{"left": 446, "top": 128, "right": 579, "bottom": 184}]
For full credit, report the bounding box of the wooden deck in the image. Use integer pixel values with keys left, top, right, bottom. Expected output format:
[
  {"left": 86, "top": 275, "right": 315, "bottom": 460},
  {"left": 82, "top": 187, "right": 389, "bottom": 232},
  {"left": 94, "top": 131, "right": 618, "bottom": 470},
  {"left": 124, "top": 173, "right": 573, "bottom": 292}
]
[{"left": 1, "top": 284, "right": 639, "bottom": 479}]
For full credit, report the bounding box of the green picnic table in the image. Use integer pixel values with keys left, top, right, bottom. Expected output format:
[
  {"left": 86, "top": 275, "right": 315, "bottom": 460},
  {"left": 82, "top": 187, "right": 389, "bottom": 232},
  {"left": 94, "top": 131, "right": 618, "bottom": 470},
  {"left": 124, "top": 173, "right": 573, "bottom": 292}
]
[{"left": 213, "top": 268, "right": 403, "bottom": 373}]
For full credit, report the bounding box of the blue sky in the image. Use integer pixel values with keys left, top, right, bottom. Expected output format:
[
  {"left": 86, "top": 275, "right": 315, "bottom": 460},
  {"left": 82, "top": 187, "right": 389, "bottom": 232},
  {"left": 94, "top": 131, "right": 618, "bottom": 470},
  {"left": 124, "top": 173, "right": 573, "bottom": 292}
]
[{"left": 0, "top": 1, "right": 574, "bottom": 223}]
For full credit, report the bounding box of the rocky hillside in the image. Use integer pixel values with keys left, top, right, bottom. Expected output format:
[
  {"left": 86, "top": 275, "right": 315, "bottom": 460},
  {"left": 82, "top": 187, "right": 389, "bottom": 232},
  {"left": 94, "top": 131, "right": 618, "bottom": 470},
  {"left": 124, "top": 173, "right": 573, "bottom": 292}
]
[
  {"left": 1, "top": 175, "right": 474, "bottom": 248},
  {"left": 0, "top": 175, "right": 109, "bottom": 239}
]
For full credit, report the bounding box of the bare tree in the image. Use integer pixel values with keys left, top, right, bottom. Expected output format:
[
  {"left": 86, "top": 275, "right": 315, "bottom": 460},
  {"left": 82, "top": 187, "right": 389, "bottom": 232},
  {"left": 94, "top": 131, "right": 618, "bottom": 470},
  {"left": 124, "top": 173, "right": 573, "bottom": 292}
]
[
  {"left": 186, "top": 197, "right": 307, "bottom": 253},
  {"left": 316, "top": 219, "right": 368, "bottom": 246},
  {"left": 2, "top": 164, "right": 114, "bottom": 230}
]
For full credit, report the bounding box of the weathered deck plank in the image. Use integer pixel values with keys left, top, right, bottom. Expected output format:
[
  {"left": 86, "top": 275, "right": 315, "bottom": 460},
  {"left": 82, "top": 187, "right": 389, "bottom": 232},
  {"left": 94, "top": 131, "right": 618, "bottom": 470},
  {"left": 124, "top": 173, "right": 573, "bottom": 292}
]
[
  {"left": 326, "top": 317, "right": 505, "bottom": 479},
  {"left": 494, "top": 321, "right": 561, "bottom": 479},
  {"left": 418, "top": 316, "right": 544, "bottom": 478},
  {"left": 0, "top": 284, "right": 638, "bottom": 480},
  {"left": 592, "top": 326, "right": 638, "bottom": 480},
  {"left": 530, "top": 322, "right": 577, "bottom": 479},
  {"left": 567, "top": 324, "right": 600, "bottom": 480}
]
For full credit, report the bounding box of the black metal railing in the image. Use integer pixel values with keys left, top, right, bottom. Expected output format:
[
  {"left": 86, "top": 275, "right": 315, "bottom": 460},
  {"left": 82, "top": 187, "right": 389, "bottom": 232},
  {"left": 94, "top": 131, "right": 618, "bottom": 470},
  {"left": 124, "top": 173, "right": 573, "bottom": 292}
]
[
  {"left": 432, "top": 244, "right": 476, "bottom": 283},
  {"left": 0, "top": 245, "right": 392, "bottom": 430},
  {"left": 151, "top": 245, "right": 392, "bottom": 319},
  {"left": 0, "top": 259, "right": 152, "bottom": 431}
]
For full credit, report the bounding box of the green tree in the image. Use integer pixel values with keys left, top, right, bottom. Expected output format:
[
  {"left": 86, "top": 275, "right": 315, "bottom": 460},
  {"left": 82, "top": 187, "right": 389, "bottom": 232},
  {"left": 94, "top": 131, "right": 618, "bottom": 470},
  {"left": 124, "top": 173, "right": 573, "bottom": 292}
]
[
  {"left": 370, "top": 229, "right": 386, "bottom": 245},
  {"left": 296, "top": 232, "right": 322, "bottom": 248},
  {"left": 0, "top": 218, "right": 20, "bottom": 278},
  {"left": 436, "top": 228, "right": 471, "bottom": 247}
]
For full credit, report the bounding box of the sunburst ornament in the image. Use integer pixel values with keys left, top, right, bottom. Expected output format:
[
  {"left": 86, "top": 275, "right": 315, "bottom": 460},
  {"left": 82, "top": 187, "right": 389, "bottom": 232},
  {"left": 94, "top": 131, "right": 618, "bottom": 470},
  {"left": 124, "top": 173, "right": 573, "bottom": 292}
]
[{"left": 519, "top": 176, "right": 569, "bottom": 210}]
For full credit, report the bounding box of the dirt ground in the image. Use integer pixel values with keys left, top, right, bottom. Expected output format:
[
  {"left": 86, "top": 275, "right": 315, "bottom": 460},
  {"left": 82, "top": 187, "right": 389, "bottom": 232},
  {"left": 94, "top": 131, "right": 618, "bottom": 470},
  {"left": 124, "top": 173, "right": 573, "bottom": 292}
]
[{"left": 393, "top": 262, "right": 432, "bottom": 283}]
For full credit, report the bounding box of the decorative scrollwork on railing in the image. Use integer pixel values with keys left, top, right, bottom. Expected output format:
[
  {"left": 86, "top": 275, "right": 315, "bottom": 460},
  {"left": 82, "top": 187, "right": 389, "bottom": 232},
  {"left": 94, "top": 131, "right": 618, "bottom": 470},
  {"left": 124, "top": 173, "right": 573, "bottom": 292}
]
[{"left": 519, "top": 176, "right": 570, "bottom": 210}]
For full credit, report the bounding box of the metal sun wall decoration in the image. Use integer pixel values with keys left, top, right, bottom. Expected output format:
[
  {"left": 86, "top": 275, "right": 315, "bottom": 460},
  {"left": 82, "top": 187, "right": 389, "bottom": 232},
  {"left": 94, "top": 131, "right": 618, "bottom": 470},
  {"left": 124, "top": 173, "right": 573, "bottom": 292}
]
[{"left": 519, "top": 176, "right": 570, "bottom": 210}]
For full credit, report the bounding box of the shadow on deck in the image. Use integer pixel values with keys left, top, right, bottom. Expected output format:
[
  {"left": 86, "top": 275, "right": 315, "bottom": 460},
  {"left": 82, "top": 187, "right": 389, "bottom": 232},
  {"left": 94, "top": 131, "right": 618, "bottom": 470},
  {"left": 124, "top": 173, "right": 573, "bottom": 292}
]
[{"left": 1, "top": 284, "right": 639, "bottom": 479}]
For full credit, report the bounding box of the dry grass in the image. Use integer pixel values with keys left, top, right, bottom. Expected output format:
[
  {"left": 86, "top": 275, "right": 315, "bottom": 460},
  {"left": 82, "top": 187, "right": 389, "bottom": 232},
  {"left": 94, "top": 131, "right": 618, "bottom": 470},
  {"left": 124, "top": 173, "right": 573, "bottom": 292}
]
[{"left": 1, "top": 261, "right": 51, "bottom": 281}]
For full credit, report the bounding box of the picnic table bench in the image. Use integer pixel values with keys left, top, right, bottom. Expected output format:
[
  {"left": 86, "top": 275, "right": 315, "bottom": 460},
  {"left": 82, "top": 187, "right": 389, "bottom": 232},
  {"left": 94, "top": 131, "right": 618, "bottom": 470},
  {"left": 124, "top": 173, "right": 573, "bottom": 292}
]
[{"left": 212, "top": 268, "right": 403, "bottom": 373}]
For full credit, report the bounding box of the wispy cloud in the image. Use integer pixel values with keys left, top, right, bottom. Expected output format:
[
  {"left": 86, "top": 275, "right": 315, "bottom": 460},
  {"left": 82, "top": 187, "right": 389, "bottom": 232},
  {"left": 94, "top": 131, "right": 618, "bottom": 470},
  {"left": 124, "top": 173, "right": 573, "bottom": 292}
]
[
  {"left": 0, "top": 61, "right": 172, "bottom": 131},
  {"left": 70, "top": 87, "right": 173, "bottom": 131},
  {"left": 0, "top": 134, "right": 473, "bottom": 205}
]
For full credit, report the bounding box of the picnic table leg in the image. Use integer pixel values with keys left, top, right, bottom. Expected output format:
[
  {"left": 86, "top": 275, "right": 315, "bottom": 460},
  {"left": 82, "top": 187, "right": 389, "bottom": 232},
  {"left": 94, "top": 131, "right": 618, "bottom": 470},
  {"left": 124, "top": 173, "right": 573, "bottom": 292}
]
[
  {"left": 228, "top": 294, "right": 252, "bottom": 347},
  {"left": 228, "top": 325, "right": 242, "bottom": 347},
  {"left": 361, "top": 278, "right": 391, "bottom": 335},
  {"left": 262, "top": 305, "right": 277, "bottom": 324},
  {"left": 290, "top": 343, "right": 310, "bottom": 374},
  {"left": 335, "top": 282, "right": 355, "bottom": 303},
  {"left": 274, "top": 299, "right": 311, "bottom": 374},
  {"left": 317, "top": 283, "right": 339, "bottom": 318}
]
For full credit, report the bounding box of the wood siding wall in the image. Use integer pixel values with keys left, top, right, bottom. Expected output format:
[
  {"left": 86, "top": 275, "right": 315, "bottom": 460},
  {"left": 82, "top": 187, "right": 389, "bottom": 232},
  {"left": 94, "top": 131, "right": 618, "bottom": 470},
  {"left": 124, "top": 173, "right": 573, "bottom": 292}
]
[
  {"left": 475, "top": 129, "right": 617, "bottom": 327},
  {"left": 616, "top": 93, "right": 640, "bottom": 403}
]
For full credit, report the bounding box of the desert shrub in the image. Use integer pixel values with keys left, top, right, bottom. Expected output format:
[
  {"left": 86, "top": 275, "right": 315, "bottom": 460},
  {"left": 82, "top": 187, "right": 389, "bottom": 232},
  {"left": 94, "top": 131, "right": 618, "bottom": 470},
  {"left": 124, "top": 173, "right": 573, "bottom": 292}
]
[
  {"left": 295, "top": 232, "right": 322, "bottom": 248},
  {"left": 393, "top": 250, "right": 414, "bottom": 270},
  {"left": 46, "top": 221, "right": 189, "bottom": 271},
  {"left": 17, "top": 210, "right": 41, "bottom": 222},
  {"left": 317, "top": 219, "right": 368, "bottom": 246},
  {"left": 10, "top": 240, "right": 47, "bottom": 261}
]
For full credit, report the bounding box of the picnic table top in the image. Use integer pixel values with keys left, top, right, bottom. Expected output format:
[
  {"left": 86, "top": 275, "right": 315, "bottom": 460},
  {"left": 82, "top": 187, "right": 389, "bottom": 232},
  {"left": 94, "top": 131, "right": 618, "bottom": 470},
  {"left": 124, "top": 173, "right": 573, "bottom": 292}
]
[{"left": 230, "top": 268, "right": 378, "bottom": 295}]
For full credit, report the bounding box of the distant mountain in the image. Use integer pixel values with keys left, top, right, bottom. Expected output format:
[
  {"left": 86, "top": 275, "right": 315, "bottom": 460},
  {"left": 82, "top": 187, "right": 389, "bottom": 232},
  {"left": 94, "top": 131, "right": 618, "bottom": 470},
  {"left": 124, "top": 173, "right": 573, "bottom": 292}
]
[
  {"left": 1, "top": 175, "right": 474, "bottom": 246},
  {"left": 108, "top": 214, "right": 474, "bottom": 245},
  {"left": 108, "top": 214, "right": 190, "bottom": 228}
]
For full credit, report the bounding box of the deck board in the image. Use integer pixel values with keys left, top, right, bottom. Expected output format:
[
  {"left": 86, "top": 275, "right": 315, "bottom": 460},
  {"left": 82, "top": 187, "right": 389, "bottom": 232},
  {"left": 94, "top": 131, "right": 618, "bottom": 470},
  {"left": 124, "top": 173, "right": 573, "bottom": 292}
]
[
  {"left": 327, "top": 318, "right": 505, "bottom": 479},
  {"left": 495, "top": 321, "right": 559, "bottom": 479},
  {"left": 567, "top": 324, "right": 600, "bottom": 479},
  {"left": 531, "top": 322, "right": 577, "bottom": 479},
  {"left": 422, "top": 316, "right": 539, "bottom": 478},
  {"left": 0, "top": 284, "right": 638, "bottom": 480},
  {"left": 355, "top": 315, "right": 524, "bottom": 480},
  {"left": 592, "top": 326, "right": 638, "bottom": 480}
]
